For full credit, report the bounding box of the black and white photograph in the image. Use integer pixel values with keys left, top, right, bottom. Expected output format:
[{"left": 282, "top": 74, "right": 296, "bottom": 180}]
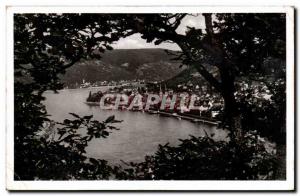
[{"left": 5, "top": 5, "right": 295, "bottom": 191}]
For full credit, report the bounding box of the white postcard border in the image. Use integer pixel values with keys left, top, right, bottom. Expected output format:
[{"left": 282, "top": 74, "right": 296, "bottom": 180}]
[{"left": 5, "top": 5, "right": 295, "bottom": 191}]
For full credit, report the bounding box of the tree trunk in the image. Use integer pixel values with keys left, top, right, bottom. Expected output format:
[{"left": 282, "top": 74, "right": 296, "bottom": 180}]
[
  {"left": 177, "top": 38, "right": 243, "bottom": 142},
  {"left": 220, "top": 68, "right": 243, "bottom": 142}
]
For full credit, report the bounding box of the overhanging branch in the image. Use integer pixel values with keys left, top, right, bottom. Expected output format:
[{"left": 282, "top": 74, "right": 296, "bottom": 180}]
[{"left": 192, "top": 62, "right": 222, "bottom": 92}]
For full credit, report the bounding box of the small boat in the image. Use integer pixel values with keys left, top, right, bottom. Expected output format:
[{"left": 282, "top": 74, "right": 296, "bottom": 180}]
[
  {"left": 192, "top": 119, "right": 201, "bottom": 123},
  {"left": 172, "top": 112, "right": 178, "bottom": 117},
  {"left": 147, "top": 110, "right": 158, "bottom": 115},
  {"left": 172, "top": 113, "right": 182, "bottom": 120}
]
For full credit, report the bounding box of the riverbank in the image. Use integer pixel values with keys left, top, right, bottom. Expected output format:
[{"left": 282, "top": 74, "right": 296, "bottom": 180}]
[
  {"left": 153, "top": 110, "right": 220, "bottom": 126},
  {"left": 85, "top": 101, "right": 220, "bottom": 126}
]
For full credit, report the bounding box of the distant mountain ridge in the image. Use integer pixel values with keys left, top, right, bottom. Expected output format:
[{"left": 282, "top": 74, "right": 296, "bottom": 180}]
[{"left": 62, "top": 48, "right": 185, "bottom": 86}]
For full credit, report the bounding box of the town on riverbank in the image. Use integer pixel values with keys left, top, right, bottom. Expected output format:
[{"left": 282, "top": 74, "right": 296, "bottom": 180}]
[{"left": 83, "top": 78, "right": 274, "bottom": 127}]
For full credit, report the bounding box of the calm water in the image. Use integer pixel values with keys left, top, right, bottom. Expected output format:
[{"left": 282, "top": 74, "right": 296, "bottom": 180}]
[{"left": 43, "top": 87, "right": 228, "bottom": 165}]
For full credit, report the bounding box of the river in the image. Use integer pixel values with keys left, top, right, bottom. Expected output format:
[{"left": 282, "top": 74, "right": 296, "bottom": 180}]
[{"left": 43, "top": 87, "right": 228, "bottom": 165}]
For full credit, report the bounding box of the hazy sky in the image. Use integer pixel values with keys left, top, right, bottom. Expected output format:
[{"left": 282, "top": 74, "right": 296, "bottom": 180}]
[{"left": 112, "top": 14, "right": 205, "bottom": 51}]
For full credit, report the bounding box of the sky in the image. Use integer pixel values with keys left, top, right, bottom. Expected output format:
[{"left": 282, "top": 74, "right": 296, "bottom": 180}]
[{"left": 111, "top": 14, "right": 205, "bottom": 51}]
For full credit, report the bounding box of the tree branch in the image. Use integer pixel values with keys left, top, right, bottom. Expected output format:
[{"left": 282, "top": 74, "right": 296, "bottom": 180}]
[
  {"left": 203, "top": 14, "right": 214, "bottom": 42},
  {"left": 132, "top": 14, "right": 223, "bottom": 93},
  {"left": 176, "top": 41, "right": 222, "bottom": 92},
  {"left": 172, "top": 14, "right": 187, "bottom": 30},
  {"left": 60, "top": 55, "right": 82, "bottom": 70},
  {"left": 192, "top": 62, "right": 222, "bottom": 92}
]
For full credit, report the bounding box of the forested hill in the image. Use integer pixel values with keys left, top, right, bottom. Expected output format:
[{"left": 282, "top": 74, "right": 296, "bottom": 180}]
[
  {"left": 61, "top": 48, "right": 284, "bottom": 87},
  {"left": 61, "top": 48, "right": 185, "bottom": 86}
]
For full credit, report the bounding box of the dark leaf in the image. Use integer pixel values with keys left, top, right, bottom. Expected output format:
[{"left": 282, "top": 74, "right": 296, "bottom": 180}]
[
  {"left": 105, "top": 115, "right": 115, "bottom": 123},
  {"left": 69, "top": 113, "right": 80, "bottom": 118}
]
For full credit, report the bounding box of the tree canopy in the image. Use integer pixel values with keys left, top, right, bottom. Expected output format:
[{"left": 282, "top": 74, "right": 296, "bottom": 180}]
[
  {"left": 115, "top": 13, "right": 285, "bottom": 139},
  {"left": 14, "top": 13, "right": 286, "bottom": 180}
]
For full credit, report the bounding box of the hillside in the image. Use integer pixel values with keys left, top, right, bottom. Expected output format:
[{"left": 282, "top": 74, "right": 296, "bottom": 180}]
[
  {"left": 162, "top": 64, "right": 219, "bottom": 89},
  {"left": 61, "top": 48, "right": 185, "bottom": 86}
]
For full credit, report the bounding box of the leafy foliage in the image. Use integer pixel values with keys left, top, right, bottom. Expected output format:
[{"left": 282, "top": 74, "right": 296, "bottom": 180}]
[
  {"left": 114, "top": 134, "right": 278, "bottom": 180},
  {"left": 15, "top": 114, "right": 120, "bottom": 180},
  {"left": 14, "top": 14, "right": 126, "bottom": 180},
  {"left": 237, "top": 79, "right": 286, "bottom": 144},
  {"left": 14, "top": 13, "right": 285, "bottom": 180}
]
